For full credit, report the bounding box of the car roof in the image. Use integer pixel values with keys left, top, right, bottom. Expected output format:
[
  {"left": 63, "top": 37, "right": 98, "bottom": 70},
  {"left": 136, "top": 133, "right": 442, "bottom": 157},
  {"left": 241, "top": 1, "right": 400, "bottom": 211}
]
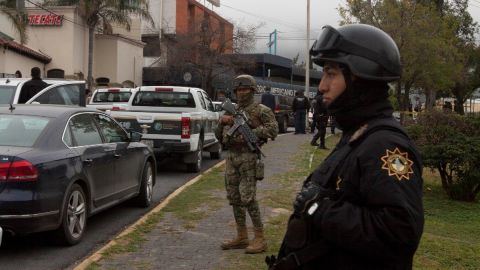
[
  {"left": 137, "top": 86, "right": 202, "bottom": 92},
  {"left": 93, "top": 87, "right": 134, "bottom": 93},
  {"left": 0, "top": 78, "right": 85, "bottom": 87},
  {"left": 0, "top": 104, "right": 96, "bottom": 118}
]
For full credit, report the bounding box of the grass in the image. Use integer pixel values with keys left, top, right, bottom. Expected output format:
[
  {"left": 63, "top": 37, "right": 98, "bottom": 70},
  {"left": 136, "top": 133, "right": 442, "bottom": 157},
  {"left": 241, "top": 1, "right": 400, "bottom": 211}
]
[{"left": 87, "top": 134, "right": 480, "bottom": 270}]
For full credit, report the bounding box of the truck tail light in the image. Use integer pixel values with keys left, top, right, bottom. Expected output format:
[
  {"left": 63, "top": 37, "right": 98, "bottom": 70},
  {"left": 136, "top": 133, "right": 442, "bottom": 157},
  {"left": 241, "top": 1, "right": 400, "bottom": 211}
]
[
  {"left": 181, "top": 117, "right": 191, "bottom": 139},
  {"left": 0, "top": 160, "right": 38, "bottom": 182}
]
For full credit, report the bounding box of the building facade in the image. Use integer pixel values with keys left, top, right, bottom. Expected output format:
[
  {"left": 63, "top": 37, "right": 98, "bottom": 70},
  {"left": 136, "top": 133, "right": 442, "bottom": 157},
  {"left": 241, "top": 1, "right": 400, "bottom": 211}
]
[{"left": 0, "top": 3, "right": 144, "bottom": 87}]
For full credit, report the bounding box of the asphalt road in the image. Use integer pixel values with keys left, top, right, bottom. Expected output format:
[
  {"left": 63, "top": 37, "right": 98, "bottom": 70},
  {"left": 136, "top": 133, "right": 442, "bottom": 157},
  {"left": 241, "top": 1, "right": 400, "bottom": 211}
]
[{"left": 0, "top": 153, "right": 224, "bottom": 270}]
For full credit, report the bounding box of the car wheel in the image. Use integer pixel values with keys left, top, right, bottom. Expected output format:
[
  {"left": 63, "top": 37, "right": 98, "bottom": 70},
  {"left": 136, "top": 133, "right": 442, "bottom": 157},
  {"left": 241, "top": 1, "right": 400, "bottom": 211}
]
[
  {"left": 56, "top": 184, "right": 87, "bottom": 246},
  {"left": 210, "top": 143, "right": 222, "bottom": 159},
  {"left": 134, "top": 161, "right": 154, "bottom": 207},
  {"left": 187, "top": 140, "right": 203, "bottom": 173}
]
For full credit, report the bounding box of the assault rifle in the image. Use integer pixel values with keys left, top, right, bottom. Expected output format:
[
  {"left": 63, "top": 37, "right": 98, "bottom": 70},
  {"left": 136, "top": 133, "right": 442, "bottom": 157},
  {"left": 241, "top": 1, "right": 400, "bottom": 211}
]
[{"left": 221, "top": 99, "right": 265, "bottom": 157}]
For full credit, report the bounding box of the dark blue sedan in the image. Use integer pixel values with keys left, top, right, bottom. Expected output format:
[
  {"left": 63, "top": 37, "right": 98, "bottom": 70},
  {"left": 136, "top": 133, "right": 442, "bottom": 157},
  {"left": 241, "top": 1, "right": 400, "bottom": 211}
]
[{"left": 0, "top": 105, "right": 156, "bottom": 245}]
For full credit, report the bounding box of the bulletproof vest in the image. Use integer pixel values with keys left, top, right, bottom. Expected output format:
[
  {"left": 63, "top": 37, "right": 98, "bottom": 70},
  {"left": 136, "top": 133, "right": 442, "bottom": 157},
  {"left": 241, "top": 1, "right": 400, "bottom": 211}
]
[
  {"left": 240, "top": 102, "right": 263, "bottom": 129},
  {"left": 276, "top": 116, "right": 409, "bottom": 269}
]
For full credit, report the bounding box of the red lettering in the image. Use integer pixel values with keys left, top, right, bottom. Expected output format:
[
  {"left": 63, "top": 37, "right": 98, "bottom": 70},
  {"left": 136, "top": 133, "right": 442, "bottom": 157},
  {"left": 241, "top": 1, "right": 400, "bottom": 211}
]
[
  {"left": 40, "top": 15, "right": 46, "bottom": 25},
  {"left": 34, "top": 15, "right": 40, "bottom": 25},
  {"left": 28, "top": 15, "right": 34, "bottom": 24}
]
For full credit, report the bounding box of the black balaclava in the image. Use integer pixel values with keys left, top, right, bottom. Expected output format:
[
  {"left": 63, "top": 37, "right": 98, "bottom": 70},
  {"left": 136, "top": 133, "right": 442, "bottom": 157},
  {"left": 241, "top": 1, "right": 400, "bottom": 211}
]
[{"left": 327, "top": 66, "right": 393, "bottom": 132}]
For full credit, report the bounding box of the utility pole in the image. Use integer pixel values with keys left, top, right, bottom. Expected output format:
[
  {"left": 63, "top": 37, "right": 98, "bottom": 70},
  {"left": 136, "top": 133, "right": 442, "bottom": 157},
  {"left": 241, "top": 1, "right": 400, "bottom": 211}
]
[
  {"left": 305, "top": 0, "right": 310, "bottom": 99},
  {"left": 16, "top": 0, "right": 25, "bottom": 12},
  {"left": 305, "top": 0, "right": 311, "bottom": 131}
]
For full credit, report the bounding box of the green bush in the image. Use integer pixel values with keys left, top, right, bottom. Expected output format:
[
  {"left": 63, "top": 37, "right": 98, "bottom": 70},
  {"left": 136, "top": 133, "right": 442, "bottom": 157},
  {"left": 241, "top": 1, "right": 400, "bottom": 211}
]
[{"left": 407, "top": 109, "right": 480, "bottom": 202}]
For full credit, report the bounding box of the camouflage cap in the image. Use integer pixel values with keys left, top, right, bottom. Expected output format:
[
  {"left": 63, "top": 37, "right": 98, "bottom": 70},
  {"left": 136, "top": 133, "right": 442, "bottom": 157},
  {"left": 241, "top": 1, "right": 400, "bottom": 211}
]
[{"left": 233, "top": 75, "right": 257, "bottom": 92}]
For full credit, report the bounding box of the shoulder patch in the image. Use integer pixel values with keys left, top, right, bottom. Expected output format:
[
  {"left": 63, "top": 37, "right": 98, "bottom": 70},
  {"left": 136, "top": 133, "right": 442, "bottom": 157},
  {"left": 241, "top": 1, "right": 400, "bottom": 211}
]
[{"left": 380, "top": 147, "right": 414, "bottom": 181}]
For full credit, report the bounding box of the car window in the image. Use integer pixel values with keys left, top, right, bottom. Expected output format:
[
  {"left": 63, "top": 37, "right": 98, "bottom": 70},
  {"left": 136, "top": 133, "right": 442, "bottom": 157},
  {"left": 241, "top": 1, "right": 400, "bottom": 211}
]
[
  {"left": 92, "top": 92, "right": 131, "bottom": 103},
  {"left": 93, "top": 113, "right": 128, "bottom": 143},
  {"left": 202, "top": 92, "right": 215, "bottom": 111},
  {"left": 68, "top": 114, "right": 103, "bottom": 146},
  {"left": 196, "top": 92, "right": 206, "bottom": 109},
  {"left": 32, "top": 84, "right": 80, "bottom": 105},
  {"left": 0, "top": 114, "right": 50, "bottom": 147},
  {"left": 132, "top": 91, "right": 195, "bottom": 107},
  {"left": 0, "top": 86, "right": 16, "bottom": 104}
]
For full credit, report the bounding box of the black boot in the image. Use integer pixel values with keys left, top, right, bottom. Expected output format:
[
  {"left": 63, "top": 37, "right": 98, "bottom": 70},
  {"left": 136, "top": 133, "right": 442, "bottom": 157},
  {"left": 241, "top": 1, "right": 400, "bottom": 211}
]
[{"left": 310, "top": 140, "right": 319, "bottom": 146}]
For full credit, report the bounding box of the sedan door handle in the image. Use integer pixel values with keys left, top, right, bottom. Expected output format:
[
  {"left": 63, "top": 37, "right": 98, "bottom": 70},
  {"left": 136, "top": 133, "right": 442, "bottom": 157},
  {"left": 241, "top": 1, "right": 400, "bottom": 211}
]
[
  {"left": 114, "top": 154, "right": 121, "bottom": 159},
  {"left": 83, "top": 159, "right": 93, "bottom": 166}
]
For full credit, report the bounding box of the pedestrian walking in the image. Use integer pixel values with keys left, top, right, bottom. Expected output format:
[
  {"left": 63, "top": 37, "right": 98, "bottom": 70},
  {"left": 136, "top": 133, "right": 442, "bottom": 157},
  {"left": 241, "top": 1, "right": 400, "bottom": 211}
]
[
  {"left": 261, "top": 86, "right": 276, "bottom": 112},
  {"left": 329, "top": 116, "right": 336, "bottom": 134},
  {"left": 267, "top": 24, "right": 424, "bottom": 270},
  {"left": 216, "top": 75, "right": 278, "bottom": 254},
  {"left": 18, "top": 67, "right": 48, "bottom": 103},
  {"left": 309, "top": 98, "right": 317, "bottom": 133},
  {"left": 292, "top": 91, "right": 310, "bottom": 134},
  {"left": 310, "top": 90, "right": 328, "bottom": 149}
]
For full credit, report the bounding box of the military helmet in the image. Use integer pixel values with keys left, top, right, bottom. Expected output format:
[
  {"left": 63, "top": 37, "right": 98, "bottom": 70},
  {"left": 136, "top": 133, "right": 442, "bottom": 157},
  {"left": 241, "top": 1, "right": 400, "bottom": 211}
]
[
  {"left": 233, "top": 75, "right": 257, "bottom": 93},
  {"left": 310, "top": 24, "right": 401, "bottom": 82}
]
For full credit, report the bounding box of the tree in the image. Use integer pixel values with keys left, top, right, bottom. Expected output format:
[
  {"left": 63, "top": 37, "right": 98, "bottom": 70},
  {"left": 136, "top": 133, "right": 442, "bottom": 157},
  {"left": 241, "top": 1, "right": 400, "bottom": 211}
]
[
  {"left": 0, "top": 0, "right": 28, "bottom": 43},
  {"left": 339, "top": 1, "right": 460, "bottom": 115},
  {"left": 407, "top": 109, "right": 480, "bottom": 201},
  {"left": 159, "top": 20, "right": 259, "bottom": 97},
  {"left": 43, "top": 0, "right": 153, "bottom": 89}
]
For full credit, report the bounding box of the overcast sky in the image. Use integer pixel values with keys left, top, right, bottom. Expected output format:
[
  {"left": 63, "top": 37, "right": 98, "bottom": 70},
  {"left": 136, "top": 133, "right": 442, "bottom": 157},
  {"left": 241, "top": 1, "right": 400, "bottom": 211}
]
[{"left": 211, "top": 0, "right": 480, "bottom": 62}]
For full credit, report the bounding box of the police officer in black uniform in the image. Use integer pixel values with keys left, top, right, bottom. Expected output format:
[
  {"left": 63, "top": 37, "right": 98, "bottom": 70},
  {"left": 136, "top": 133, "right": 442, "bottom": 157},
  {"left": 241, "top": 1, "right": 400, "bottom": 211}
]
[
  {"left": 267, "top": 24, "right": 424, "bottom": 270},
  {"left": 310, "top": 89, "right": 329, "bottom": 149}
]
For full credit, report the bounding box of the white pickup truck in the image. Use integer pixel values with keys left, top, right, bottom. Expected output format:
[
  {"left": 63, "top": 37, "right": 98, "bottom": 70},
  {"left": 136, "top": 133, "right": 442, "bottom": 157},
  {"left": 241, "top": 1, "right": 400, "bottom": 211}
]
[{"left": 108, "top": 86, "right": 222, "bottom": 172}]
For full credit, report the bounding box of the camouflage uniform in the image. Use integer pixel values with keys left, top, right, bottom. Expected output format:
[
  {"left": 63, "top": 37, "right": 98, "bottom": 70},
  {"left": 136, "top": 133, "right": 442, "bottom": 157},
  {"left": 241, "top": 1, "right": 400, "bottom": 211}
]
[{"left": 216, "top": 75, "right": 278, "bottom": 253}]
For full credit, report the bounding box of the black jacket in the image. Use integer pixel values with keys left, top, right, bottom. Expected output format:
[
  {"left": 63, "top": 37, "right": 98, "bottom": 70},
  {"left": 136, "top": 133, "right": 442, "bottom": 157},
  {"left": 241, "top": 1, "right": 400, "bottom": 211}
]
[
  {"left": 261, "top": 92, "right": 276, "bottom": 112},
  {"left": 292, "top": 96, "right": 310, "bottom": 112},
  {"left": 302, "top": 115, "right": 424, "bottom": 270},
  {"left": 18, "top": 78, "right": 48, "bottom": 103}
]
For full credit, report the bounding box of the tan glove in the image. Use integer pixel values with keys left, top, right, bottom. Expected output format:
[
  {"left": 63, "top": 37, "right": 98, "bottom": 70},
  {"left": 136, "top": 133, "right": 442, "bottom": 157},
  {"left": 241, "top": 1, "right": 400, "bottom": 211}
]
[{"left": 220, "top": 115, "right": 234, "bottom": 125}]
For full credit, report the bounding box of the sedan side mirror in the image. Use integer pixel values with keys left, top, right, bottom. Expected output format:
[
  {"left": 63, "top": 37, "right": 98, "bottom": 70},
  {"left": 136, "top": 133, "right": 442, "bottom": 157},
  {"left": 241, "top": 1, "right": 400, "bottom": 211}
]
[{"left": 129, "top": 131, "right": 143, "bottom": 142}]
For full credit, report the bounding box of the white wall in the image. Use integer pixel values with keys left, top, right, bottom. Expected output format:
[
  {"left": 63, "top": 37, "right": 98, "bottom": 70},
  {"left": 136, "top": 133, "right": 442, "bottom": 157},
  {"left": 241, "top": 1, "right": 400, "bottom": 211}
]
[
  {"left": 95, "top": 35, "right": 144, "bottom": 86},
  {"left": 142, "top": 0, "right": 176, "bottom": 35},
  {"left": 0, "top": 50, "right": 44, "bottom": 78}
]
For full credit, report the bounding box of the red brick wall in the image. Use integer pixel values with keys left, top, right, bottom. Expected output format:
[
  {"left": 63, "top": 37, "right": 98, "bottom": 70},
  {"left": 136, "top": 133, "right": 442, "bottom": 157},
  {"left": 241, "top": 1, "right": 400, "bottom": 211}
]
[{"left": 176, "top": 0, "right": 233, "bottom": 53}]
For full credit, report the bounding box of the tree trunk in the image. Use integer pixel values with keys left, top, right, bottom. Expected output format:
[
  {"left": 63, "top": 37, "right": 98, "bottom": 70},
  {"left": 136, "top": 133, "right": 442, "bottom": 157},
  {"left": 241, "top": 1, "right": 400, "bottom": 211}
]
[
  {"left": 88, "top": 26, "right": 94, "bottom": 90},
  {"left": 425, "top": 88, "right": 436, "bottom": 110}
]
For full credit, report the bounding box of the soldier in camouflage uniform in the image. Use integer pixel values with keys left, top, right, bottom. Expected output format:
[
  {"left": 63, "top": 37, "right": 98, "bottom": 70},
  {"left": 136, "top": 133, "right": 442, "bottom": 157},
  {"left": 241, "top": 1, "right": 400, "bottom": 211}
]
[{"left": 215, "top": 75, "right": 278, "bottom": 254}]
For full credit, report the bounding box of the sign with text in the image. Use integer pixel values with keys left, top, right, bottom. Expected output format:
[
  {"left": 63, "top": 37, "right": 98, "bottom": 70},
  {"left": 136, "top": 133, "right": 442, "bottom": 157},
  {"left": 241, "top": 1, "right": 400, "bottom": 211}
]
[{"left": 28, "top": 14, "right": 63, "bottom": 26}]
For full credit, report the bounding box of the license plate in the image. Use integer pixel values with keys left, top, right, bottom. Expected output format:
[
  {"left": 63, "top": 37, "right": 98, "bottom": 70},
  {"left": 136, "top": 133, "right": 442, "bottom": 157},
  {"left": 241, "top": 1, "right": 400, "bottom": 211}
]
[{"left": 140, "top": 139, "right": 154, "bottom": 149}]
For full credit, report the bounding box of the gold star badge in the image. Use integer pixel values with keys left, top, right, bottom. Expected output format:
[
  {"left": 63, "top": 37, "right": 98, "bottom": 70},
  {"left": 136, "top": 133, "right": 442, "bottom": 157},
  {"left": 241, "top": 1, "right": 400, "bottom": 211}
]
[{"left": 380, "top": 147, "right": 414, "bottom": 181}]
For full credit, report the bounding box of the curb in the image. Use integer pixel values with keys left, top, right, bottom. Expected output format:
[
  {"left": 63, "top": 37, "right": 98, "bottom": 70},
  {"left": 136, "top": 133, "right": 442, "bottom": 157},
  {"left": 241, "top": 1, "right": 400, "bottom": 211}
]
[{"left": 73, "top": 160, "right": 226, "bottom": 270}]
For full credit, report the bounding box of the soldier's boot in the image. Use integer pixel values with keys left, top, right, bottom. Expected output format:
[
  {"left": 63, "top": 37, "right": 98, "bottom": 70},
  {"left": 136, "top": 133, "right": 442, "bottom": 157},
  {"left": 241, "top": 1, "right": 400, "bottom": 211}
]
[
  {"left": 221, "top": 226, "right": 249, "bottom": 250},
  {"left": 245, "top": 227, "right": 267, "bottom": 254},
  {"left": 310, "top": 139, "right": 319, "bottom": 146}
]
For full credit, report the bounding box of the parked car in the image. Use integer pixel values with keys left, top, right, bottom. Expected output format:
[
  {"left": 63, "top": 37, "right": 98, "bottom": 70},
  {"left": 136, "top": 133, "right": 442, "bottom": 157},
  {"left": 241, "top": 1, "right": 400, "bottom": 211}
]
[
  {"left": 0, "top": 105, "right": 156, "bottom": 245},
  {"left": 108, "top": 86, "right": 222, "bottom": 172},
  {"left": 87, "top": 87, "right": 136, "bottom": 111},
  {"left": 0, "top": 78, "right": 85, "bottom": 105},
  {"left": 254, "top": 94, "right": 294, "bottom": 133}
]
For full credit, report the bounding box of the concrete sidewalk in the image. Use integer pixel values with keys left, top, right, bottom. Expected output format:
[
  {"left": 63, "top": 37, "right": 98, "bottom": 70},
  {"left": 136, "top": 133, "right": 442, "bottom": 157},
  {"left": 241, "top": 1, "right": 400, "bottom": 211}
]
[{"left": 78, "top": 132, "right": 313, "bottom": 270}]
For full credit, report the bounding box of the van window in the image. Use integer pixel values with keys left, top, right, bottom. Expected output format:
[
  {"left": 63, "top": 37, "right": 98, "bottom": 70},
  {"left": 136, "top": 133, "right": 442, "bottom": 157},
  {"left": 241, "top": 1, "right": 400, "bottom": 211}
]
[{"left": 132, "top": 91, "right": 196, "bottom": 107}]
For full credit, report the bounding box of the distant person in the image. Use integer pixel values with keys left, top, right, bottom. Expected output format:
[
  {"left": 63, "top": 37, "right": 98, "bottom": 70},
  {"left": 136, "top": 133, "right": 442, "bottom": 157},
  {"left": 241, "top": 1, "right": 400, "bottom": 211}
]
[
  {"left": 217, "top": 90, "right": 226, "bottom": 102},
  {"left": 15, "top": 70, "right": 22, "bottom": 78},
  {"left": 292, "top": 91, "right": 310, "bottom": 134},
  {"left": 329, "top": 116, "right": 336, "bottom": 134},
  {"left": 310, "top": 89, "right": 328, "bottom": 149},
  {"left": 310, "top": 98, "right": 317, "bottom": 133},
  {"left": 18, "top": 67, "right": 48, "bottom": 103},
  {"left": 85, "top": 89, "right": 92, "bottom": 104},
  {"left": 261, "top": 86, "right": 276, "bottom": 112}
]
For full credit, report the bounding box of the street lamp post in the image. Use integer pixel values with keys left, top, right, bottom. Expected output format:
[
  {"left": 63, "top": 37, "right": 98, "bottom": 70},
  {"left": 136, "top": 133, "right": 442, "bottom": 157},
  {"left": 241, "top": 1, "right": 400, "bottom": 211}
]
[{"left": 305, "top": 0, "right": 311, "bottom": 131}]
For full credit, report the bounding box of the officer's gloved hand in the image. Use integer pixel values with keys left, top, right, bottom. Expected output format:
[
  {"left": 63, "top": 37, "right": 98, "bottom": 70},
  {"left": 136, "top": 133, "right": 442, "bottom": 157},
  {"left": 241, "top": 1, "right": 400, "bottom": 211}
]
[{"left": 293, "top": 181, "right": 330, "bottom": 214}]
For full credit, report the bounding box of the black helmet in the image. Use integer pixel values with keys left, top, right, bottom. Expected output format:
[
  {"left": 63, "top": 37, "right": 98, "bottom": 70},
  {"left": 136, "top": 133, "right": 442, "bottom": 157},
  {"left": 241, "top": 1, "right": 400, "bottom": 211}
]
[{"left": 310, "top": 24, "right": 401, "bottom": 81}]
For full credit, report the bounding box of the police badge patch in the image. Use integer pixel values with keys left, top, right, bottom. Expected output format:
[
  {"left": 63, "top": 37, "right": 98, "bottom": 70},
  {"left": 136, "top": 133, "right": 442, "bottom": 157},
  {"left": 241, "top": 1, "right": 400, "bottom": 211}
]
[{"left": 380, "top": 147, "right": 414, "bottom": 181}]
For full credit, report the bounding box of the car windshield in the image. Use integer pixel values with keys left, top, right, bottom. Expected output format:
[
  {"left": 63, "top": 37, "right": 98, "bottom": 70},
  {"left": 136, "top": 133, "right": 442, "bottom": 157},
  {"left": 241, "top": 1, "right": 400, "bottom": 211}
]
[
  {"left": 0, "top": 114, "right": 50, "bottom": 147},
  {"left": 0, "top": 86, "right": 16, "bottom": 104},
  {"left": 92, "top": 92, "right": 131, "bottom": 103},
  {"left": 132, "top": 91, "right": 196, "bottom": 107}
]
